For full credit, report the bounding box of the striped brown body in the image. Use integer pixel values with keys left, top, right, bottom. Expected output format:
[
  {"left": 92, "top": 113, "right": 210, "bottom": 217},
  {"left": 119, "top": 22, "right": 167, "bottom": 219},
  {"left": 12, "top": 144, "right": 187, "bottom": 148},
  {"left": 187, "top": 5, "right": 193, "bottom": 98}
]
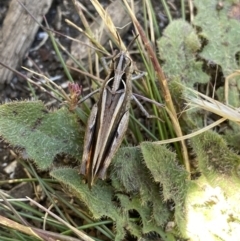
[{"left": 80, "top": 50, "right": 133, "bottom": 187}]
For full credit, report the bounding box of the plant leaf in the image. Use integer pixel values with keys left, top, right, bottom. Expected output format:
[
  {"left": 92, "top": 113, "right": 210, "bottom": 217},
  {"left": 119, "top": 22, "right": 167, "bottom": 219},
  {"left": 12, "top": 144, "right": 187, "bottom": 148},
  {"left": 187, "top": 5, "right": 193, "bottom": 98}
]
[
  {"left": 194, "top": 0, "right": 240, "bottom": 108},
  {"left": 157, "top": 19, "right": 209, "bottom": 87},
  {"left": 191, "top": 130, "right": 240, "bottom": 198},
  {"left": 157, "top": 19, "right": 209, "bottom": 130},
  {"left": 110, "top": 146, "right": 170, "bottom": 227},
  {"left": 194, "top": 0, "right": 240, "bottom": 76},
  {"left": 141, "top": 142, "right": 188, "bottom": 205},
  {"left": 51, "top": 168, "right": 128, "bottom": 241},
  {"left": 141, "top": 141, "right": 190, "bottom": 236},
  {"left": 0, "top": 101, "right": 83, "bottom": 169}
]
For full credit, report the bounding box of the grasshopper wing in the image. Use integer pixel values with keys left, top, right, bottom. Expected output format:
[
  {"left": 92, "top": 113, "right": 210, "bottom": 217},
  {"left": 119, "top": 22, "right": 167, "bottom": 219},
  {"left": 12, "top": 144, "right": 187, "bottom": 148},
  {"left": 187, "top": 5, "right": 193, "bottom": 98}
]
[
  {"left": 80, "top": 104, "right": 98, "bottom": 181},
  {"left": 98, "top": 110, "right": 129, "bottom": 179}
]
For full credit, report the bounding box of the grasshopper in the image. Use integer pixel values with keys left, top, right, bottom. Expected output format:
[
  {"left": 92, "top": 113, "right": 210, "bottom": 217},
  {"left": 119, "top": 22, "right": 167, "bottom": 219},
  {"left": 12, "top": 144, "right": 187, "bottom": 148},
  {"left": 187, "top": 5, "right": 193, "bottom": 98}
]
[{"left": 80, "top": 49, "right": 133, "bottom": 187}]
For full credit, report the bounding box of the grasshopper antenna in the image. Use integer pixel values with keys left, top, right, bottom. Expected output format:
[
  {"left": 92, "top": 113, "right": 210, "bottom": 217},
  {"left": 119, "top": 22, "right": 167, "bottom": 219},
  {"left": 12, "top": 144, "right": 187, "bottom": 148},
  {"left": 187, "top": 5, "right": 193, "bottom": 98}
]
[{"left": 126, "top": 34, "right": 139, "bottom": 51}]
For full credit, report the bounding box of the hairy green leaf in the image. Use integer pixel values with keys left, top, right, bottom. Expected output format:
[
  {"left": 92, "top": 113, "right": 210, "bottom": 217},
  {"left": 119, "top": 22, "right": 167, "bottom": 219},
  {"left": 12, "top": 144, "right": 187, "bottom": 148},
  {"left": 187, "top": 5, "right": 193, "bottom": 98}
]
[
  {"left": 194, "top": 0, "right": 240, "bottom": 107},
  {"left": 157, "top": 19, "right": 209, "bottom": 130},
  {"left": 111, "top": 147, "right": 170, "bottom": 227},
  {"left": 191, "top": 131, "right": 240, "bottom": 198},
  {"left": 157, "top": 19, "right": 209, "bottom": 87},
  {"left": 51, "top": 168, "right": 115, "bottom": 218},
  {"left": 194, "top": 0, "right": 240, "bottom": 76},
  {"left": 51, "top": 168, "right": 127, "bottom": 241},
  {"left": 0, "top": 101, "right": 83, "bottom": 169},
  {"left": 141, "top": 142, "right": 188, "bottom": 205},
  {"left": 141, "top": 141, "right": 190, "bottom": 238}
]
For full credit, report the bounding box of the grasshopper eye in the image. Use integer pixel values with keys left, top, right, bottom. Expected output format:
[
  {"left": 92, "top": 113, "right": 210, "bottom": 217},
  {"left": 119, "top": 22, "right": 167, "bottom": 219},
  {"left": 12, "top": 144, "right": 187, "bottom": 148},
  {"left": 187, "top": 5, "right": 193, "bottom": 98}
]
[{"left": 125, "top": 55, "right": 131, "bottom": 66}]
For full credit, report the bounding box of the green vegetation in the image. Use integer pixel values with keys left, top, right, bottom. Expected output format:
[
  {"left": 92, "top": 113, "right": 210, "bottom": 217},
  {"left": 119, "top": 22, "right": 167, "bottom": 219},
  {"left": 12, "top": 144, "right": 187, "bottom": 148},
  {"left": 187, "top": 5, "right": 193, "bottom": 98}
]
[{"left": 1, "top": 0, "right": 240, "bottom": 240}]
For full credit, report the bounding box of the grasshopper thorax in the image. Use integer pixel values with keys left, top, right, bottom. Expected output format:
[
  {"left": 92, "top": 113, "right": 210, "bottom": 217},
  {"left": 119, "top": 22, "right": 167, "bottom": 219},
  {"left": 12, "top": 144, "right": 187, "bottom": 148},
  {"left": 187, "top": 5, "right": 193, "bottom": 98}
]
[{"left": 111, "top": 51, "right": 132, "bottom": 94}]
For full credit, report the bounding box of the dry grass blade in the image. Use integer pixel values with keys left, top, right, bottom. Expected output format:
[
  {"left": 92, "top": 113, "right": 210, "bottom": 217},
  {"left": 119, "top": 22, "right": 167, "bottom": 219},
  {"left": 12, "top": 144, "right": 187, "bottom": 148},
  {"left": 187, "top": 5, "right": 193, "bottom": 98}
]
[
  {"left": 21, "top": 67, "right": 70, "bottom": 101},
  {"left": 0, "top": 61, "right": 62, "bottom": 102},
  {"left": 65, "top": 17, "right": 107, "bottom": 54},
  {"left": 188, "top": 0, "right": 194, "bottom": 22},
  {"left": 0, "top": 191, "right": 29, "bottom": 226},
  {"left": 26, "top": 197, "right": 95, "bottom": 241},
  {"left": 156, "top": 117, "right": 226, "bottom": 144},
  {"left": 68, "top": 1, "right": 140, "bottom": 69},
  {"left": 0, "top": 215, "right": 43, "bottom": 241},
  {"left": 156, "top": 87, "right": 240, "bottom": 145},
  {"left": 186, "top": 88, "right": 240, "bottom": 123},
  {"left": 0, "top": 215, "right": 85, "bottom": 241},
  {"left": 90, "top": 0, "right": 125, "bottom": 50},
  {"left": 68, "top": 65, "right": 104, "bottom": 85}
]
